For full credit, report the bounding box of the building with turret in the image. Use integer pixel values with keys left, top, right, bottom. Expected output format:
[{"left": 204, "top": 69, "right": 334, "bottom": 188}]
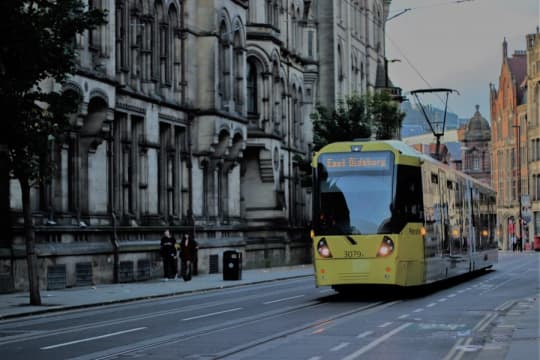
[
  {"left": 490, "top": 38, "right": 528, "bottom": 250},
  {"left": 460, "top": 105, "right": 491, "bottom": 185}
]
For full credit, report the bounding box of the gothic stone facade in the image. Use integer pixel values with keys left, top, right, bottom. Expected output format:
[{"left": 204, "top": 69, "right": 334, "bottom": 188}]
[
  {"left": 317, "top": 0, "right": 391, "bottom": 108},
  {"left": 1, "top": 0, "right": 390, "bottom": 292}
]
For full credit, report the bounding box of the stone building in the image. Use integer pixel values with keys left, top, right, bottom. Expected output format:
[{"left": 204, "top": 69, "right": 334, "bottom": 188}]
[
  {"left": 1, "top": 0, "right": 391, "bottom": 292},
  {"left": 490, "top": 38, "right": 528, "bottom": 250},
  {"left": 460, "top": 105, "right": 491, "bottom": 185},
  {"left": 317, "top": 0, "right": 392, "bottom": 108}
]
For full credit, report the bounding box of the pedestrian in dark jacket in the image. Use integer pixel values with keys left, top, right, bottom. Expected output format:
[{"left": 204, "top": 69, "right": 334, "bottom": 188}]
[
  {"left": 160, "top": 229, "right": 177, "bottom": 279},
  {"left": 180, "top": 233, "right": 198, "bottom": 281}
]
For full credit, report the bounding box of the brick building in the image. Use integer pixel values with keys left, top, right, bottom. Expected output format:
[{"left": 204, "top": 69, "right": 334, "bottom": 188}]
[
  {"left": 490, "top": 38, "right": 528, "bottom": 250},
  {"left": 526, "top": 29, "right": 540, "bottom": 247}
]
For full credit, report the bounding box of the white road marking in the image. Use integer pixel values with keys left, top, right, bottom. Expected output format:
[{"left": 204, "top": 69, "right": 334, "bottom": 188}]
[
  {"left": 378, "top": 322, "right": 392, "bottom": 328},
  {"left": 442, "top": 337, "right": 465, "bottom": 360},
  {"left": 448, "top": 294, "right": 456, "bottom": 298},
  {"left": 308, "top": 357, "right": 321, "bottom": 360},
  {"left": 331, "top": 342, "right": 350, "bottom": 352},
  {"left": 356, "top": 331, "right": 373, "bottom": 339},
  {"left": 481, "top": 278, "right": 514, "bottom": 294},
  {"left": 473, "top": 313, "right": 495, "bottom": 332},
  {"left": 478, "top": 314, "right": 498, "bottom": 332},
  {"left": 341, "top": 323, "right": 412, "bottom": 360},
  {"left": 413, "top": 308, "right": 424, "bottom": 313},
  {"left": 426, "top": 303, "right": 437, "bottom": 308},
  {"left": 182, "top": 307, "right": 242, "bottom": 321},
  {"left": 319, "top": 289, "right": 334, "bottom": 293},
  {"left": 455, "top": 338, "right": 478, "bottom": 359},
  {"left": 496, "top": 300, "right": 514, "bottom": 311},
  {"left": 41, "top": 327, "right": 146, "bottom": 350},
  {"left": 398, "top": 314, "right": 410, "bottom": 319},
  {"left": 263, "top": 295, "right": 305, "bottom": 304},
  {"left": 438, "top": 298, "right": 448, "bottom": 302}
]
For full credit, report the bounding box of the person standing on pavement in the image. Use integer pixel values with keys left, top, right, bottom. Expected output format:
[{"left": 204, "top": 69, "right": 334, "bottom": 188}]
[
  {"left": 180, "top": 233, "right": 198, "bottom": 281},
  {"left": 160, "top": 229, "right": 177, "bottom": 280}
]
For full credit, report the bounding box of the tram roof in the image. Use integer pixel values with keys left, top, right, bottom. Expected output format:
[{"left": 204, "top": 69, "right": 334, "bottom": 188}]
[
  {"left": 312, "top": 140, "right": 495, "bottom": 193},
  {"left": 314, "top": 140, "right": 427, "bottom": 159}
]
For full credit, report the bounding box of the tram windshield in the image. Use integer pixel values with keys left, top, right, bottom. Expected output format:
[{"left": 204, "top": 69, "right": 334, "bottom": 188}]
[{"left": 315, "top": 151, "right": 394, "bottom": 235}]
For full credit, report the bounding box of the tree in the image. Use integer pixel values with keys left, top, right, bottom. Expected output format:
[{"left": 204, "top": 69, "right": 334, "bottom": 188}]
[
  {"left": 370, "top": 90, "right": 406, "bottom": 140},
  {"left": 311, "top": 93, "right": 371, "bottom": 151},
  {"left": 311, "top": 91, "right": 405, "bottom": 150},
  {"left": 0, "top": 0, "right": 106, "bottom": 305}
]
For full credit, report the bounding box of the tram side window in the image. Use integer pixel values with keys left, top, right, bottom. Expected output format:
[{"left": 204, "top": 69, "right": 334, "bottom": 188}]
[
  {"left": 489, "top": 195, "right": 497, "bottom": 248},
  {"left": 394, "top": 165, "right": 424, "bottom": 223}
]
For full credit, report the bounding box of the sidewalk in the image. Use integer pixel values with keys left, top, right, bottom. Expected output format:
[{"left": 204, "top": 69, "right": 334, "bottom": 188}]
[{"left": 0, "top": 265, "right": 314, "bottom": 320}]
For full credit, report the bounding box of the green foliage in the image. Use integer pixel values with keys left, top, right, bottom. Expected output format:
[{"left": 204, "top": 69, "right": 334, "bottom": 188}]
[
  {"left": 371, "top": 91, "right": 406, "bottom": 140},
  {"left": 311, "top": 93, "right": 371, "bottom": 151},
  {"left": 0, "top": 0, "right": 107, "bottom": 184},
  {"left": 311, "top": 91, "right": 405, "bottom": 150}
]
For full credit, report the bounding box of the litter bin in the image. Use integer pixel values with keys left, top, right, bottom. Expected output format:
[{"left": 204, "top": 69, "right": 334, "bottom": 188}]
[
  {"left": 534, "top": 236, "right": 540, "bottom": 252},
  {"left": 223, "top": 250, "right": 242, "bottom": 280}
]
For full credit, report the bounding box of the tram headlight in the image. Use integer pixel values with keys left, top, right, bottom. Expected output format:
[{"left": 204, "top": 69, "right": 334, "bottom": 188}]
[
  {"left": 377, "top": 236, "right": 394, "bottom": 257},
  {"left": 317, "top": 238, "right": 332, "bottom": 258}
]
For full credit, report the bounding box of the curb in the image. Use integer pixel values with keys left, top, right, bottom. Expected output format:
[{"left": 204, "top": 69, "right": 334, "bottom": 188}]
[{"left": 0, "top": 273, "right": 313, "bottom": 321}]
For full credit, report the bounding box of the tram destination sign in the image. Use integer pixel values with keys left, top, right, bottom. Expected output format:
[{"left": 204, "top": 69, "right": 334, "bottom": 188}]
[{"left": 319, "top": 151, "right": 393, "bottom": 172}]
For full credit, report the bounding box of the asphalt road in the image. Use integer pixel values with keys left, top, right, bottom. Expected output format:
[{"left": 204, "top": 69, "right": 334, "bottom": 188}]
[{"left": 0, "top": 252, "right": 538, "bottom": 360}]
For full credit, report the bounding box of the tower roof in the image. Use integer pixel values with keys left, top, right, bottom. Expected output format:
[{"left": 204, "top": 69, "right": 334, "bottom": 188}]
[{"left": 464, "top": 105, "right": 490, "bottom": 141}]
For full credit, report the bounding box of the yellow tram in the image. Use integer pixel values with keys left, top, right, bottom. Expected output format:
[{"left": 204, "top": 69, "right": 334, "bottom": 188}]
[{"left": 311, "top": 140, "right": 497, "bottom": 290}]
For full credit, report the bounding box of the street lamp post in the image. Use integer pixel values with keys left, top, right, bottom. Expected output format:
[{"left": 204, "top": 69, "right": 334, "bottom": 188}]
[{"left": 384, "top": 58, "right": 401, "bottom": 88}]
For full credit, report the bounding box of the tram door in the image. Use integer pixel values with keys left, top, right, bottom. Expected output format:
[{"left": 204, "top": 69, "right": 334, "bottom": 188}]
[{"left": 438, "top": 170, "right": 450, "bottom": 256}]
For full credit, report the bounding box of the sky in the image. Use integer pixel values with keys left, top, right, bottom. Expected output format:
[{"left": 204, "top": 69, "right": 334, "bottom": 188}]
[{"left": 386, "top": 0, "right": 539, "bottom": 121}]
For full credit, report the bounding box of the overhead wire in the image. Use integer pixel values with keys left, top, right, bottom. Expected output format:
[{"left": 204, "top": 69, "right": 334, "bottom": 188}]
[{"left": 341, "top": 0, "right": 463, "bottom": 114}]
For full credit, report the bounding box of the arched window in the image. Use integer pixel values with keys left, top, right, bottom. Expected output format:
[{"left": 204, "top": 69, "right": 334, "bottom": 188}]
[
  {"left": 115, "top": 0, "right": 129, "bottom": 71},
  {"left": 353, "top": 2, "right": 359, "bottom": 34},
  {"left": 473, "top": 156, "right": 480, "bottom": 170},
  {"left": 272, "top": 60, "right": 281, "bottom": 133},
  {"left": 89, "top": 0, "right": 105, "bottom": 56},
  {"left": 364, "top": 1, "right": 370, "bottom": 47},
  {"left": 281, "top": 79, "right": 287, "bottom": 136},
  {"left": 351, "top": 55, "right": 358, "bottom": 91},
  {"left": 158, "top": 5, "right": 169, "bottom": 84},
  {"left": 337, "top": 45, "right": 344, "bottom": 98},
  {"left": 297, "top": 87, "right": 303, "bottom": 145},
  {"left": 360, "top": 61, "right": 365, "bottom": 91},
  {"left": 130, "top": 0, "right": 142, "bottom": 79},
  {"left": 273, "top": 1, "right": 279, "bottom": 27},
  {"left": 247, "top": 60, "right": 258, "bottom": 115},
  {"left": 296, "top": 8, "right": 301, "bottom": 53},
  {"left": 219, "top": 21, "right": 231, "bottom": 108},
  {"left": 291, "top": 84, "right": 300, "bottom": 144},
  {"left": 168, "top": 5, "right": 179, "bottom": 90},
  {"left": 291, "top": 5, "right": 296, "bottom": 50},
  {"left": 233, "top": 28, "right": 243, "bottom": 113},
  {"left": 267, "top": 0, "right": 273, "bottom": 25}
]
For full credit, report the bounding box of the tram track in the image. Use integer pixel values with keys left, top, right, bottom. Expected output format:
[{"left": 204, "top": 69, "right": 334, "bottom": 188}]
[
  {"left": 0, "top": 282, "right": 315, "bottom": 347},
  {"left": 68, "top": 300, "right": 399, "bottom": 360}
]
